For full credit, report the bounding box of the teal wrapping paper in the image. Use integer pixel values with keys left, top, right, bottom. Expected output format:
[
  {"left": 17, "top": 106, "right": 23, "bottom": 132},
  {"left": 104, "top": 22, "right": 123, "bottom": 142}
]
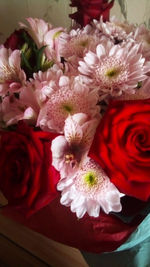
[{"left": 82, "top": 213, "right": 150, "bottom": 267}]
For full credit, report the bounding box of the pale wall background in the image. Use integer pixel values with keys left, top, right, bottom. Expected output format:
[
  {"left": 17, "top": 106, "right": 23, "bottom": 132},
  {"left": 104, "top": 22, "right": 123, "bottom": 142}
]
[
  {"left": 111, "top": 0, "right": 150, "bottom": 27},
  {"left": 0, "top": 0, "right": 150, "bottom": 43}
]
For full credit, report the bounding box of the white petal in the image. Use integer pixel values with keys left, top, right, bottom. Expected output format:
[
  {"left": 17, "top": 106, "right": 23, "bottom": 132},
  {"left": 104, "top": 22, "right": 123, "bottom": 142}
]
[
  {"left": 109, "top": 45, "right": 119, "bottom": 57},
  {"left": 84, "top": 52, "right": 98, "bottom": 65},
  {"left": 76, "top": 205, "right": 86, "bottom": 218},
  {"left": 51, "top": 136, "right": 68, "bottom": 158},
  {"left": 78, "top": 61, "right": 91, "bottom": 74},
  {"left": 86, "top": 200, "right": 100, "bottom": 217},
  {"left": 99, "top": 199, "right": 111, "bottom": 214},
  {"left": 71, "top": 195, "right": 85, "bottom": 211},
  {"left": 60, "top": 194, "right": 71, "bottom": 206},
  {"left": 9, "top": 50, "right": 21, "bottom": 69},
  {"left": 59, "top": 76, "right": 69, "bottom": 86},
  {"left": 111, "top": 203, "right": 122, "bottom": 212},
  {"left": 96, "top": 44, "right": 106, "bottom": 58},
  {"left": 60, "top": 190, "right": 70, "bottom": 203},
  {"left": 23, "top": 107, "right": 36, "bottom": 119},
  {"left": 71, "top": 113, "right": 88, "bottom": 126},
  {"left": 81, "top": 118, "right": 99, "bottom": 147},
  {"left": 64, "top": 115, "right": 83, "bottom": 144}
]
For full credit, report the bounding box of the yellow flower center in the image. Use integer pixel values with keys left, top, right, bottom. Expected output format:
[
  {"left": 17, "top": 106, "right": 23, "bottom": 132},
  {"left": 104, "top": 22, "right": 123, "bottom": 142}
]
[
  {"left": 79, "top": 39, "right": 89, "bottom": 47},
  {"left": 62, "top": 103, "right": 73, "bottom": 113},
  {"left": 84, "top": 171, "right": 98, "bottom": 187},
  {"left": 105, "top": 67, "right": 120, "bottom": 78},
  {"left": 65, "top": 154, "right": 74, "bottom": 163}
]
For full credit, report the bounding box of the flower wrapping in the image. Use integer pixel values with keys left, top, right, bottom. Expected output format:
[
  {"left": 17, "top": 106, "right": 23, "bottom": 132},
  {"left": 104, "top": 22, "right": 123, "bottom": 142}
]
[{"left": 1, "top": 1, "right": 150, "bottom": 254}]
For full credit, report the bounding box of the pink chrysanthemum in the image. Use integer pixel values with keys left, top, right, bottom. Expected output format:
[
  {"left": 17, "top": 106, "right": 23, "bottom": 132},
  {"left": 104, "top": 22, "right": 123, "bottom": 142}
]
[
  {"left": 79, "top": 40, "right": 150, "bottom": 98},
  {"left": 30, "top": 66, "right": 64, "bottom": 104},
  {"left": 134, "top": 24, "right": 150, "bottom": 60},
  {"left": 93, "top": 17, "right": 134, "bottom": 43},
  {"left": 60, "top": 25, "right": 100, "bottom": 61},
  {"left": 37, "top": 77, "right": 100, "bottom": 133},
  {"left": 57, "top": 158, "right": 123, "bottom": 218}
]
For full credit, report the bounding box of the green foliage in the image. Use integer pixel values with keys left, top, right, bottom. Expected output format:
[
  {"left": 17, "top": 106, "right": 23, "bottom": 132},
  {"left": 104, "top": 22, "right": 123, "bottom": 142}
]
[{"left": 20, "top": 31, "right": 54, "bottom": 79}]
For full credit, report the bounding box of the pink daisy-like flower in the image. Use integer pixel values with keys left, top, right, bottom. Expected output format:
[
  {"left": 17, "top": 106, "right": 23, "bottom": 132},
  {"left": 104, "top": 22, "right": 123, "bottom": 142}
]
[
  {"left": 51, "top": 113, "right": 99, "bottom": 178},
  {"left": 116, "top": 77, "right": 150, "bottom": 101},
  {"left": 30, "top": 66, "right": 64, "bottom": 104},
  {"left": 134, "top": 24, "right": 150, "bottom": 60},
  {"left": 57, "top": 158, "right": 124, "bottom": 218},
  {"left": 93, "top": 17, "right": 134, "bottom": 44},
  {"left": 79, "top": 40, "right": 150, "bottom": 98},
  {"left": 37, "top": 77, "right": 100, "bottom": 133},
  {"left": 60, "top": 25, "right": 100, "bottom": 63}
]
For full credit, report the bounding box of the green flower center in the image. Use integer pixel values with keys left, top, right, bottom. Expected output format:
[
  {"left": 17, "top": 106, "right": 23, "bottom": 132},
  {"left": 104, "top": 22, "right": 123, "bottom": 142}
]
[
  {"left": 84, "top": 171, "right": 98, "bottom": 187},
  {"left": 62, "top": 103, "right": 73, "bottom": 113},
  {"left": 79, "top": 39, "right": 89, "bottom": 47},
  {"left": 105, "top": 67, "right": 120, "bottom": 78}
]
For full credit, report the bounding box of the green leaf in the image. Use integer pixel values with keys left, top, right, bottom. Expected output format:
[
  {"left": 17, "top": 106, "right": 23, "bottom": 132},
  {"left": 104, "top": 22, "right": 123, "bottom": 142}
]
[
  {"left": 41, "top": 60, "right": 55, "bottom": 72},
  {"left": 21, "top": 52, "right": 32, "bottom": 71},
  {"left": 35, "top": 45, "right": 47, "bottom": 72},
  {"left": 22, "top": 31, "right": 37, "bottom": 50},
  {"left": 21, "top": 42, "right": 28, "bottom": 53}
]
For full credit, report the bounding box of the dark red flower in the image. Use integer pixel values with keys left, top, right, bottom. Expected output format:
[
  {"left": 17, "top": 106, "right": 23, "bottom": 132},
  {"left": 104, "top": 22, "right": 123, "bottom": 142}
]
[
  {"left": 69, "top": 0, "right": 114, "bottom": 27},
  {"left": 0, "top": 121, "right": 60, "bottom": 216},
  {"left": 4, "top": 29, "right": 25, "bottom": 50},
  {"left": 89, "top": 98, "right": 150, "bottom": 201}
]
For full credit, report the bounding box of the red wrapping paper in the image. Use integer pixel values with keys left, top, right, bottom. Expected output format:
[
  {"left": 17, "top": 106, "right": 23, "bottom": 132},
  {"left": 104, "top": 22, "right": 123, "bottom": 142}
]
[{"left": 2, "top": 195, "right": 143, "bottom": 253}]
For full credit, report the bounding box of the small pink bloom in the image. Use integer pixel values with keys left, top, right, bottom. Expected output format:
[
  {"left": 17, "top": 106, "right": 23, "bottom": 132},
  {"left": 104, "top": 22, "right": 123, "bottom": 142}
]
[
  {"left": 0, "top": 95, "right": 24, "bottom": 126},
  {"left": 57, "top": 158, "right": 123, "bottom": 218},
  {"left": 0, "top": 47, "right": 26, "bottom": 96},
  {"left": 93, "top": 17, "right": 134, "bottom": 43},
  {"left": 44, "top": 27, "right": 66, "bottom": 62},
  {"left": 31, "top": 66, "right": 64, "bottom": 105},
  {"left": 37, "top": 76, "right": 100, "bottom": 133},
  {"left": 134, "top": 24, "right": 150, "bottom": 60},
  {"left": 51, "top": 113, "right": 99, "bottom": 178},
  {"left": 20, "top": 18, "right": 66, "bottom": 63},
  {"left": 0, "top": 83, "right": 40, "bottom": 127},
  {"left": 19, "top": 84, "right": 40, "bottom": 121},
  {"left": 20, "top": 18, "right": 51, "bottom": 48},
  {"left": 60, "top": 26, "right": 100, "bottom": 68},
  {"left": 79, "top": 40, "right": 150, "bottom": 99}
]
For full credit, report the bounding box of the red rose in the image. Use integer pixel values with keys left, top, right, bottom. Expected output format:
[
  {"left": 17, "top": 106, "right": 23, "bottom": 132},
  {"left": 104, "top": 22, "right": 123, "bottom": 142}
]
[
  {"left": 70, "top": 0, "right": 114, "bottom": 27},
  {"left": 89, "top": 98, "right": 150, "bottom": 201},
  {"left": 4, "top": 29, "right": 25, "bottom": 50},
  {"left": 0, "top": 122, "right": 60, "bottom": 216}
]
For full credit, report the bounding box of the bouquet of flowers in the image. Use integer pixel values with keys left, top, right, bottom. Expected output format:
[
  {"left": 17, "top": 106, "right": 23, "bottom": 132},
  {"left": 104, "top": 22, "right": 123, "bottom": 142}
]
[{"left": 1, "top": 0, "right": 150, "bottom": 256}]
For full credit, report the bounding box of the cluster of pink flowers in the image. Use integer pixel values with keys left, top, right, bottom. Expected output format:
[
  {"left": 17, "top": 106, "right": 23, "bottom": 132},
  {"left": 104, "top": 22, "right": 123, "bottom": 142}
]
[{"left": 1, "top": 16, "right": 150, "bottom": 219}]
